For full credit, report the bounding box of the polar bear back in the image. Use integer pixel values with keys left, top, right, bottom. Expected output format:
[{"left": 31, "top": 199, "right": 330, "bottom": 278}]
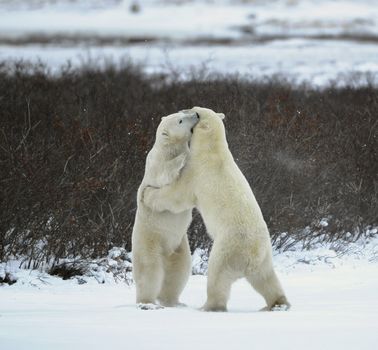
[{"left": 194, "top": 152, "right": 268, "bottom": 241}]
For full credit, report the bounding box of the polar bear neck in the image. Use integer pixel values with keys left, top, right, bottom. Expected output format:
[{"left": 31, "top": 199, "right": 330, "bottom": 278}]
[
  {"left": 191, "top": 130, "right": 229, "bottom": 159},
  {"left": 155, "top": 141, "right": 189, "bottom": 160}
]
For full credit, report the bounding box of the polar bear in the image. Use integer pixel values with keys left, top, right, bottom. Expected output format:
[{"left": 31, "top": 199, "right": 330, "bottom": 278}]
[
  {"left": 132, "top": 111, "right": 199, "bottom": 309},
  {"left": 143, "top": 106, "right": 290, "bottom": 312}
]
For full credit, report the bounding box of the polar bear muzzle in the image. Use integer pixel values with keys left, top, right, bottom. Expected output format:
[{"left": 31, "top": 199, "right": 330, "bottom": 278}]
[
  {"left": 178, "top": 110, "right": 200, "bottom": 133},
  {"left": 179, "top": 112, "right": 200, "bottom": 132}
]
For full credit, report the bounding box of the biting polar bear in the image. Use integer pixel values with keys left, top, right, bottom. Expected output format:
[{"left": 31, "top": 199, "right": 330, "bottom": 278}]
[
  {"left": 143, "top": 106, "right": 290, "bottom": 312},
  {"left": 132, "top": 111, "right": 199, "bottom": 309}
]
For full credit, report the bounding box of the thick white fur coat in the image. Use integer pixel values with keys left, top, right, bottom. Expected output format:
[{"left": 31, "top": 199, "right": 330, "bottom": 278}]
[
  {"left": 143, "top": 107, "right": 290, "bottom": 311},
  {"left": 132, "top": 112, "right": 199, "bottom": 307}
]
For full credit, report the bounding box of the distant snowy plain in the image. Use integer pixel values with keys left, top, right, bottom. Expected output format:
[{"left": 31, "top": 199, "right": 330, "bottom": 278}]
[{"left": 1, "top": 0, "right": 378, "bottom": 86}]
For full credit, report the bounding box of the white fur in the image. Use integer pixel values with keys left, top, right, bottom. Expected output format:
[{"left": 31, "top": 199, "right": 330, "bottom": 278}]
[
  {"left": 143, "top": 107, "right": 290, "bottom": 311},
  {"left": 132, "top": 111, "right": 199, "bottom": 307}
]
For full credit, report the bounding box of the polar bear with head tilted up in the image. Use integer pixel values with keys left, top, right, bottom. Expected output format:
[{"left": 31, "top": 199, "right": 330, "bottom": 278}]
[
  {"left": 132, "top": 110, "right": 199, "bottom": 309},
  {"left": 143, "top": 106, "right": 290, "bottom": 312}
]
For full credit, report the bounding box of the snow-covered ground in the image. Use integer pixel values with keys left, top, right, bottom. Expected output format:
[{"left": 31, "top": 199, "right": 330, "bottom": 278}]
[
  {"left": 1, "top": 266, "right": 377, "bottom": 349},
  {"left": 0, "top": 0, "right": 378, "bottom": 86},
  {"left": 1, "top": 236, "right": 378, "bottom": 350},
  {"left": 1, "top": 0, "right": 378, "bottom": 40},
  {"left": 2, "top": 39, "right": 377, "bottom": 86}
]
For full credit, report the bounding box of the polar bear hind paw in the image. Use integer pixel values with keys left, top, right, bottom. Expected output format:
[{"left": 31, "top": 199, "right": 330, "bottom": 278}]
[
  {"left": 137, "top": 303, "right": 164, "bottom": 310},
  {"left": 260, "top": 297, "right": 291, "bottom": 312},
  {"left": 271, "top": 303, "right": 290, "bottom": 311},
  {"left": 270, "top": 296, "right": 291, "bottom": 311},
  {"left": 158, "top": 299, "right": 187, "bottom": 308},
  {"left": 200, "top": 303, "right": 227, "bottom": 312},
  {"left": 176, "top": 302, "right": 187, "bottom": 308}
]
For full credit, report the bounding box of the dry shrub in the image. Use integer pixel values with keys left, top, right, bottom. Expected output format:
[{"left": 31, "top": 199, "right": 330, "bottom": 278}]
[{"left": 0, "top": 61, "right": 377, "bottom": 264}]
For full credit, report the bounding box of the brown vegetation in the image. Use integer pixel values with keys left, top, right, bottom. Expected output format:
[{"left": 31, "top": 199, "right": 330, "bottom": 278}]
[{"left": 0, "top": 61, "right": 377, "bottom": 265}]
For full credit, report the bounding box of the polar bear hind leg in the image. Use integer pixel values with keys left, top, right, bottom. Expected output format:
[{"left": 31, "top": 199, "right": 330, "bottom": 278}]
[
  {"left": 134, "top": 254, "right": 164, "bottom": 307},
  {"left": 158, "top": 235, "right": 192, "bottom": 307},
  {"left": 202, "top": 244, "right": 238, "bottom": 312},
  {"left": 246, "top": 262, "right": 290, "bottom": 311}
]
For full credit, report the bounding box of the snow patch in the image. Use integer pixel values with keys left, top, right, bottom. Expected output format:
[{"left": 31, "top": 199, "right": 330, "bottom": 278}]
[{"left": 1, "top": 1, "right": 378, "bottom": 86}]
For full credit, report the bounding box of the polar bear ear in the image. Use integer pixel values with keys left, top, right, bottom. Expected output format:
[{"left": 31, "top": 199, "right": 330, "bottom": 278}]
[
  {"left": 217, "top": 113, "right": 225, "bottom": 120},
  {"left": 161, "top": 116, "right": 167, "bottom": 120}
]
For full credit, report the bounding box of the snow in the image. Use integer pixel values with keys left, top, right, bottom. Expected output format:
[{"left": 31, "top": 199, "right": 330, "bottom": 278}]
[
  {"left": 1, "top": 266, "right": 377, "bottom": 350},
  {"left": 1, "top": 1, "right": 378, "bottom": 39},
  {"left": 0, "top": 4, "right": 250, "bottom": 40},
  {"left": 1, "top": 38, "right": 378, "bottom": 87},
  {"left": 1, "top": 236, "right": 378, "bottom": 350},
  {"left": 319, "top": 218, "right": 329, "bottom": 227},
  {"left": 249, "top": 0, "right": 378, "bottom": 37},
  {"left": 0, "top": 0, "right": 378, "bottom": 86}
]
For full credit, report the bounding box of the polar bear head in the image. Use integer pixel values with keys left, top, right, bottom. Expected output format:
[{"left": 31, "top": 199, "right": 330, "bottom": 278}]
[
  {"left": 156, "top": 111, "right": 200, "bottom": 147},
  {"left": 185, "top": 106, "right": 226, "bottom": 150}
]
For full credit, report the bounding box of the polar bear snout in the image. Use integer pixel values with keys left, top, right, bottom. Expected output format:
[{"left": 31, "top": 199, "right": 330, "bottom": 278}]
[
  {"left": 182, "top": 113, "right": 200, "bottom": 128},
  {"left": 191, "top": 113, "right": 200, "bottom": 133},
  {"left": 176, "top": 112, "right": 200, "bottom": 134},
  {"left": 180, "top": 109, "right": 200, "bottom": 119}
]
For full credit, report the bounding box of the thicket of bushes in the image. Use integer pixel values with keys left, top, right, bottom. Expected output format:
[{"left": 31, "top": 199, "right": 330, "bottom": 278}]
[{"left": 0, "top": 61, "right": 377, "bottom": 265}]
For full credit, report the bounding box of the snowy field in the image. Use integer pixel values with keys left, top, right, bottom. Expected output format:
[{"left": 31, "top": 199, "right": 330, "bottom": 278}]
[
  {"left": 1, "top": 268, "right": 378, "bottom": 350},
  {"left": 1, "top": 2, "right": 378, "bottom": 348},
  {"left": 2, "top": 39, "right": 378, "bottom": 86},
  {"left": 1, "top": 0, "right": 378, "bottom": 86},
  {"left": 1, "top": 236, "right": 378, "bottom": 350}
]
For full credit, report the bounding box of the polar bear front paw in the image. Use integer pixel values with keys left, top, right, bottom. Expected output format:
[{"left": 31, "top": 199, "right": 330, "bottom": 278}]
[
  {"left": 175, "top": 152, "right": 188, "bottom": 170},
  {"left": 137, "top": 303, "right": 164, "bottom": 311},
  {"left": 168, "top": 153, "right": 188, "bottom": 180},
  {"left": 142, "top": 186, "right": 158, "bottom": 210}
]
